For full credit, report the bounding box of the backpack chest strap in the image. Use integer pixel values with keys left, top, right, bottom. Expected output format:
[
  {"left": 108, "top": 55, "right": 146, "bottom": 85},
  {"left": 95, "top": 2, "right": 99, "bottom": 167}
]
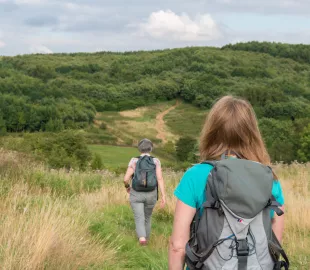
[{"left": 237, "top": 238, "right": 249, "bottom": 270}]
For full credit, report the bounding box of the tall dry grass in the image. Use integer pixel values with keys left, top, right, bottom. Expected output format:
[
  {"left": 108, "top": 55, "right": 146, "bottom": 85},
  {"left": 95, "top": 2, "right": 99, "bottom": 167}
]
[
  {"left": 0, "top": 149, "right": 309, "bottom": 269},
  {"left": 274, "top": 162, "right": 310, "bottom": 268},
  {"left": 81, "top": 164, "right": 310, "bottom": 268},
  {"left": 0, "top": 150, "right": 115, "bottom": 270}
]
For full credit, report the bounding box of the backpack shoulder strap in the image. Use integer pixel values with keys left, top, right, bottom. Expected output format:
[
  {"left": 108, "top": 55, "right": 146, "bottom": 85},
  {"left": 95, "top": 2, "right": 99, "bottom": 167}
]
[
  {"left": 200, "top": 160, "right": 217, "bottom": 167},
  {"left": 200, "top": 161, "right": 219, "bottom": 209},
  {"left": 266, "top": 196, "right": 284, "bottom": 216},
  {"left": 135, "top": 156, "right": 146, "bottom": 171}
]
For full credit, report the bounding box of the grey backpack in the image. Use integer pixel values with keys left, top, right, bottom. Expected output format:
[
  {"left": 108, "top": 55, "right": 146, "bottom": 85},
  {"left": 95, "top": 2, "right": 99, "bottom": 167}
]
[
  {"left": 185, "top": 158, "right": 289, "bottom": 270},
  {"left": 132, "top": 155, "right": 157, "bottom": 192}
]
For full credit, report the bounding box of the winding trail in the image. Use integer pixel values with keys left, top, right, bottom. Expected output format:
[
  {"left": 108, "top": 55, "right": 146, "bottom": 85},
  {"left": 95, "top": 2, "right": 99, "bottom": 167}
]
[{"left": 155, "top": 100, "right": 179, "bottom": 144}]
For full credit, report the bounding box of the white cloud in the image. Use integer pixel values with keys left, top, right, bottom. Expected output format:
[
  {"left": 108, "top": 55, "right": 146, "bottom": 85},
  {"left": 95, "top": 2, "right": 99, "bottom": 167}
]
[
  {"left": 64, "top": 2, "right": 99, "bottom": 13},
  {"left": 137, "top": 10, "right": 222, "bottom": 41},
  {"left": 15, "top": 0, "right": 46, "bottom": 4},
  {"left": 29, "top": 45, "right": 53, "bottom": 54},
  {"left": 0, "top": 40, "right": 6, "bottom": 48},
  {"left": 216, "top": 0, "right": 232, "bottom": 3}
]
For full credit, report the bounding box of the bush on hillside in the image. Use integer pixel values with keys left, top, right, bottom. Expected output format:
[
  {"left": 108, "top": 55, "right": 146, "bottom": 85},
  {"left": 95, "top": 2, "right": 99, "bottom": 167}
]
[
  {"left": 91, "top": 153, "right": 104, "bottom": 170},
  {"left": 162, "top": 141, "right": 176, "bottom": 156},
  {"left": 45, "top": 119, "right": 65, "bottom": 132},
  {"left": 99, "top": 122, "right": 107, "bottom": 130},
  {"left": 0, "top": 131, "right": 92, "bottom": 170},
  {"left": 298, "top": 124, "right": 310, "bottom": 162},
  {"left": 176, "top": 136, "right": 197, "bottom": 162},
  {"left": 0, "top": 114, "right": 7, "bottom": 136}
]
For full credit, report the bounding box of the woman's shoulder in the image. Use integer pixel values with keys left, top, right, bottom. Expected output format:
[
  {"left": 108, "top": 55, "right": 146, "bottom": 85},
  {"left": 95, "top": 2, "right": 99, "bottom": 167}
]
[
  {"left": 128, "top": 157, "right": 139, "bottom": 167},
  {"left": 180, "top": 163, "right": 214, "bottom": 184},
  {"left": 272, "top": 180, "right": 284, "bottom": 205},
  {"left": 174, "top": 163, "right": 214, "bottom": 208},
  {"left": 152, "top": 157, "right": 161, "bottom": 165}
]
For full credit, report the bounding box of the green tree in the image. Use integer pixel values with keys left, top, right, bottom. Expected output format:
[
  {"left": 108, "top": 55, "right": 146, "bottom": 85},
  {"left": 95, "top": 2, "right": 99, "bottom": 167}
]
[
  {"left": 0, "top": 113, "right": 7, "bottom": 135},
  {"left": 298, "top": 124, "right": 310, "bottom": 162},
  {"left": 259, "top": 118, "right": 296, "bottom": 162},
  {"left": 45, "top": 119, "right": 64, "bottom": 132}
]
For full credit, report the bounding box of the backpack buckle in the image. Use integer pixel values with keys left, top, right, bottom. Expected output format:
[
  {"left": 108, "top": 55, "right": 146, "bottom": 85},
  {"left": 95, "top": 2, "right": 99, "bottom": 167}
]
[
  {"left": 236, "top": 239, "right": 249, "bottom": 256},
  {"left": 195, "top": 261, "right": 203, "bottom": 269},
  {"left": 212, "top": 201, "right": 220, "bottom": 209}
]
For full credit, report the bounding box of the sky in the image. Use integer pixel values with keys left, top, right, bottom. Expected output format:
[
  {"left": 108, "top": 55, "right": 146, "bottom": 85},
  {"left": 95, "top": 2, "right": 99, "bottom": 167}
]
[{"left": 0, "top": 0, "right": 310, "bottom": 55}]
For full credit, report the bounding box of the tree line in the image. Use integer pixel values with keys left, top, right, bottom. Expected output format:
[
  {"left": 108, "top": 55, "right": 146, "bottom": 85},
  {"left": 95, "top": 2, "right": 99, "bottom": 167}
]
[{"left": 223, "top": 41, "right": 310, "bottom": 64}]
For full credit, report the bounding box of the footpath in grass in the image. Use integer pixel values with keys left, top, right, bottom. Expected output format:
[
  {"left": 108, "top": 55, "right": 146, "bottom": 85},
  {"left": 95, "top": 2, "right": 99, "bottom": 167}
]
[{"left": 89, "top": 205, "right": 173, "bottom": 269}]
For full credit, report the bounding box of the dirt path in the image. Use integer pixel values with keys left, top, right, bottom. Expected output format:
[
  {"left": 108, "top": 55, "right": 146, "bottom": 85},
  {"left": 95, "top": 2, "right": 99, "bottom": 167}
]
[{"left": 155, "top": 101, "right": 179, "bottom": 144}]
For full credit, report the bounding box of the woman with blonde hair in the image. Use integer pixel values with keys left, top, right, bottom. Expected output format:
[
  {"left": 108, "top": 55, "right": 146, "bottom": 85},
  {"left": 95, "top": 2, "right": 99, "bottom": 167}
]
[{"left": 169, "top": 96, "right": 285, "bottom": 269}]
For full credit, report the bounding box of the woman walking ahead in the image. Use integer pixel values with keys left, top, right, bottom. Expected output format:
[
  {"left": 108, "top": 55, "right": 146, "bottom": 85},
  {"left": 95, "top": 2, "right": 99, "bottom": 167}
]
[
  {"left": 169, "top": 96, "right": 287, "bottom": 270},
  {"left": 124, "top": 139, "right": 166, "bottom": 246}
]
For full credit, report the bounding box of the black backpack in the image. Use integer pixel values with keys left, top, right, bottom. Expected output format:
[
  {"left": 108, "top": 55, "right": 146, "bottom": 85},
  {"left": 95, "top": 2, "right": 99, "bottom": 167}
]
[{"left": 132, "top": 155, "right": 157, "bottom": 192}]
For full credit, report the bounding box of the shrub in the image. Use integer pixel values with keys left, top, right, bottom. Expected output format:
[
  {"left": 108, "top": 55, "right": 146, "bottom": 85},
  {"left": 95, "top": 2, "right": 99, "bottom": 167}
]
[
  {"left": 1, "top": 131, "right": 92, "bottom": 170},
  {"left": 298, "top": 124, "right": 310, "bottom": 162},
  {"left": 99, "top": 122, "right": 107, "bottom": 130},
  {"left": 176, "top": 136, "right": 197, "bottom": 162},
  {"left": 91, "top": 153, "right": 104, "bottom": 170},
  {"left": 162, "top": 141, "right": 176, "bottom": 156},
  {"left": 45, "top": 119, "right": 65, "bottom": 132}
]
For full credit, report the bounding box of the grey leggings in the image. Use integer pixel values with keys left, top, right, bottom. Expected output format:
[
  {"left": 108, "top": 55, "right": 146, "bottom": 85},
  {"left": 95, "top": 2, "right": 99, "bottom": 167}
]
[{"left": 130, "top": 188, "right": 157, "bottom": 239}]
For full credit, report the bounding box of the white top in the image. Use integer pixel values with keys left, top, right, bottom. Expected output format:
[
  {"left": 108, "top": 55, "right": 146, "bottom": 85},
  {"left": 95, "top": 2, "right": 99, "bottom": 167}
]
[{"left": 128, "top": 154, "right": 161, "bottom": 170}]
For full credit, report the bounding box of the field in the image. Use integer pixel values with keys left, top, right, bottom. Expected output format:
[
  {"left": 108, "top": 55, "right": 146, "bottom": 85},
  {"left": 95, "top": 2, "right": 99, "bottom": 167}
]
[
  {"left": 88, "top": 144, "right": 175, "bottom": 171},
  {"left": 0, "top": 150, "right": 309, "bottom": 269},
  {"left": 88, "top": 145, "right": 140, "bottom": 170}
]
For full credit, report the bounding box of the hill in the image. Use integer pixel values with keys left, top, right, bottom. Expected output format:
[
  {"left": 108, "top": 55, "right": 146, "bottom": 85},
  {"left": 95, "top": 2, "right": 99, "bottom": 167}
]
[{"left": 0, "top": 44, "right": 310, "bottom": 163}]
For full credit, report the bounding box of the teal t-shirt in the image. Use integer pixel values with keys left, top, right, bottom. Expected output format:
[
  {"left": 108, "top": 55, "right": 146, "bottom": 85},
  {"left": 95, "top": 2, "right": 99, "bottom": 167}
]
[{"left": 174, "top": 163, "right": 285, "bottom": 216}]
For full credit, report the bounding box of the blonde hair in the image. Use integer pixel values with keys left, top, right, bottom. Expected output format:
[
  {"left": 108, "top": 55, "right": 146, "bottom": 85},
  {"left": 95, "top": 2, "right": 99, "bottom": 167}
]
[{"left": 200, "top": 96, "right": 271, "bottom": 166}]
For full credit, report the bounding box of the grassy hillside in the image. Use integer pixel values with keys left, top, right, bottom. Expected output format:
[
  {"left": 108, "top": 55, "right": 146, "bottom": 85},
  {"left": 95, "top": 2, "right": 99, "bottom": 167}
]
[
  {"left": 88, "top": 145, "right": 140, "bottom": 169},
  {"left": 0, "top": 150, "right": 309, "bottom": 269},
  {"left": 1, "top": 44, "right": 310, "bottom": 163}
]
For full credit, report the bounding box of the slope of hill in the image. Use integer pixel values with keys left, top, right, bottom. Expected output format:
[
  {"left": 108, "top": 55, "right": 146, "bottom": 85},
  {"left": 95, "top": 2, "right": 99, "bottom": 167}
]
[
  {"left": 223, "top": 41, "right": 310, "bottom": 64},
  {"left": 1, "top": 46, "right": 310, "bottom": 124},
  {"left": 1, "top": 44, "right": 310, "bottom": 163}
]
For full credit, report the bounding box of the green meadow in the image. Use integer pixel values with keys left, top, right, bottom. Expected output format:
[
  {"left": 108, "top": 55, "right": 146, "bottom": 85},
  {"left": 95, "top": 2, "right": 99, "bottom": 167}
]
[{"left": 88, "top": 144, "right": 140, "bottom": 169}]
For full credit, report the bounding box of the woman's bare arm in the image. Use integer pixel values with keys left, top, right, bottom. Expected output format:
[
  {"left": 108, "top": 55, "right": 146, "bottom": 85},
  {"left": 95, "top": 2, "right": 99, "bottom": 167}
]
[
  {"left": 156, "top": 163, "right": 166, "bottom": 207},
  {"left": 272, "top": 205, "right": 285, "bottom": 243},
  {"left": 169, "top": 200, "right": 196, "bottom": 270},
  {"left": 124, "top": 167, "right": 134, "bottom": 184}
]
